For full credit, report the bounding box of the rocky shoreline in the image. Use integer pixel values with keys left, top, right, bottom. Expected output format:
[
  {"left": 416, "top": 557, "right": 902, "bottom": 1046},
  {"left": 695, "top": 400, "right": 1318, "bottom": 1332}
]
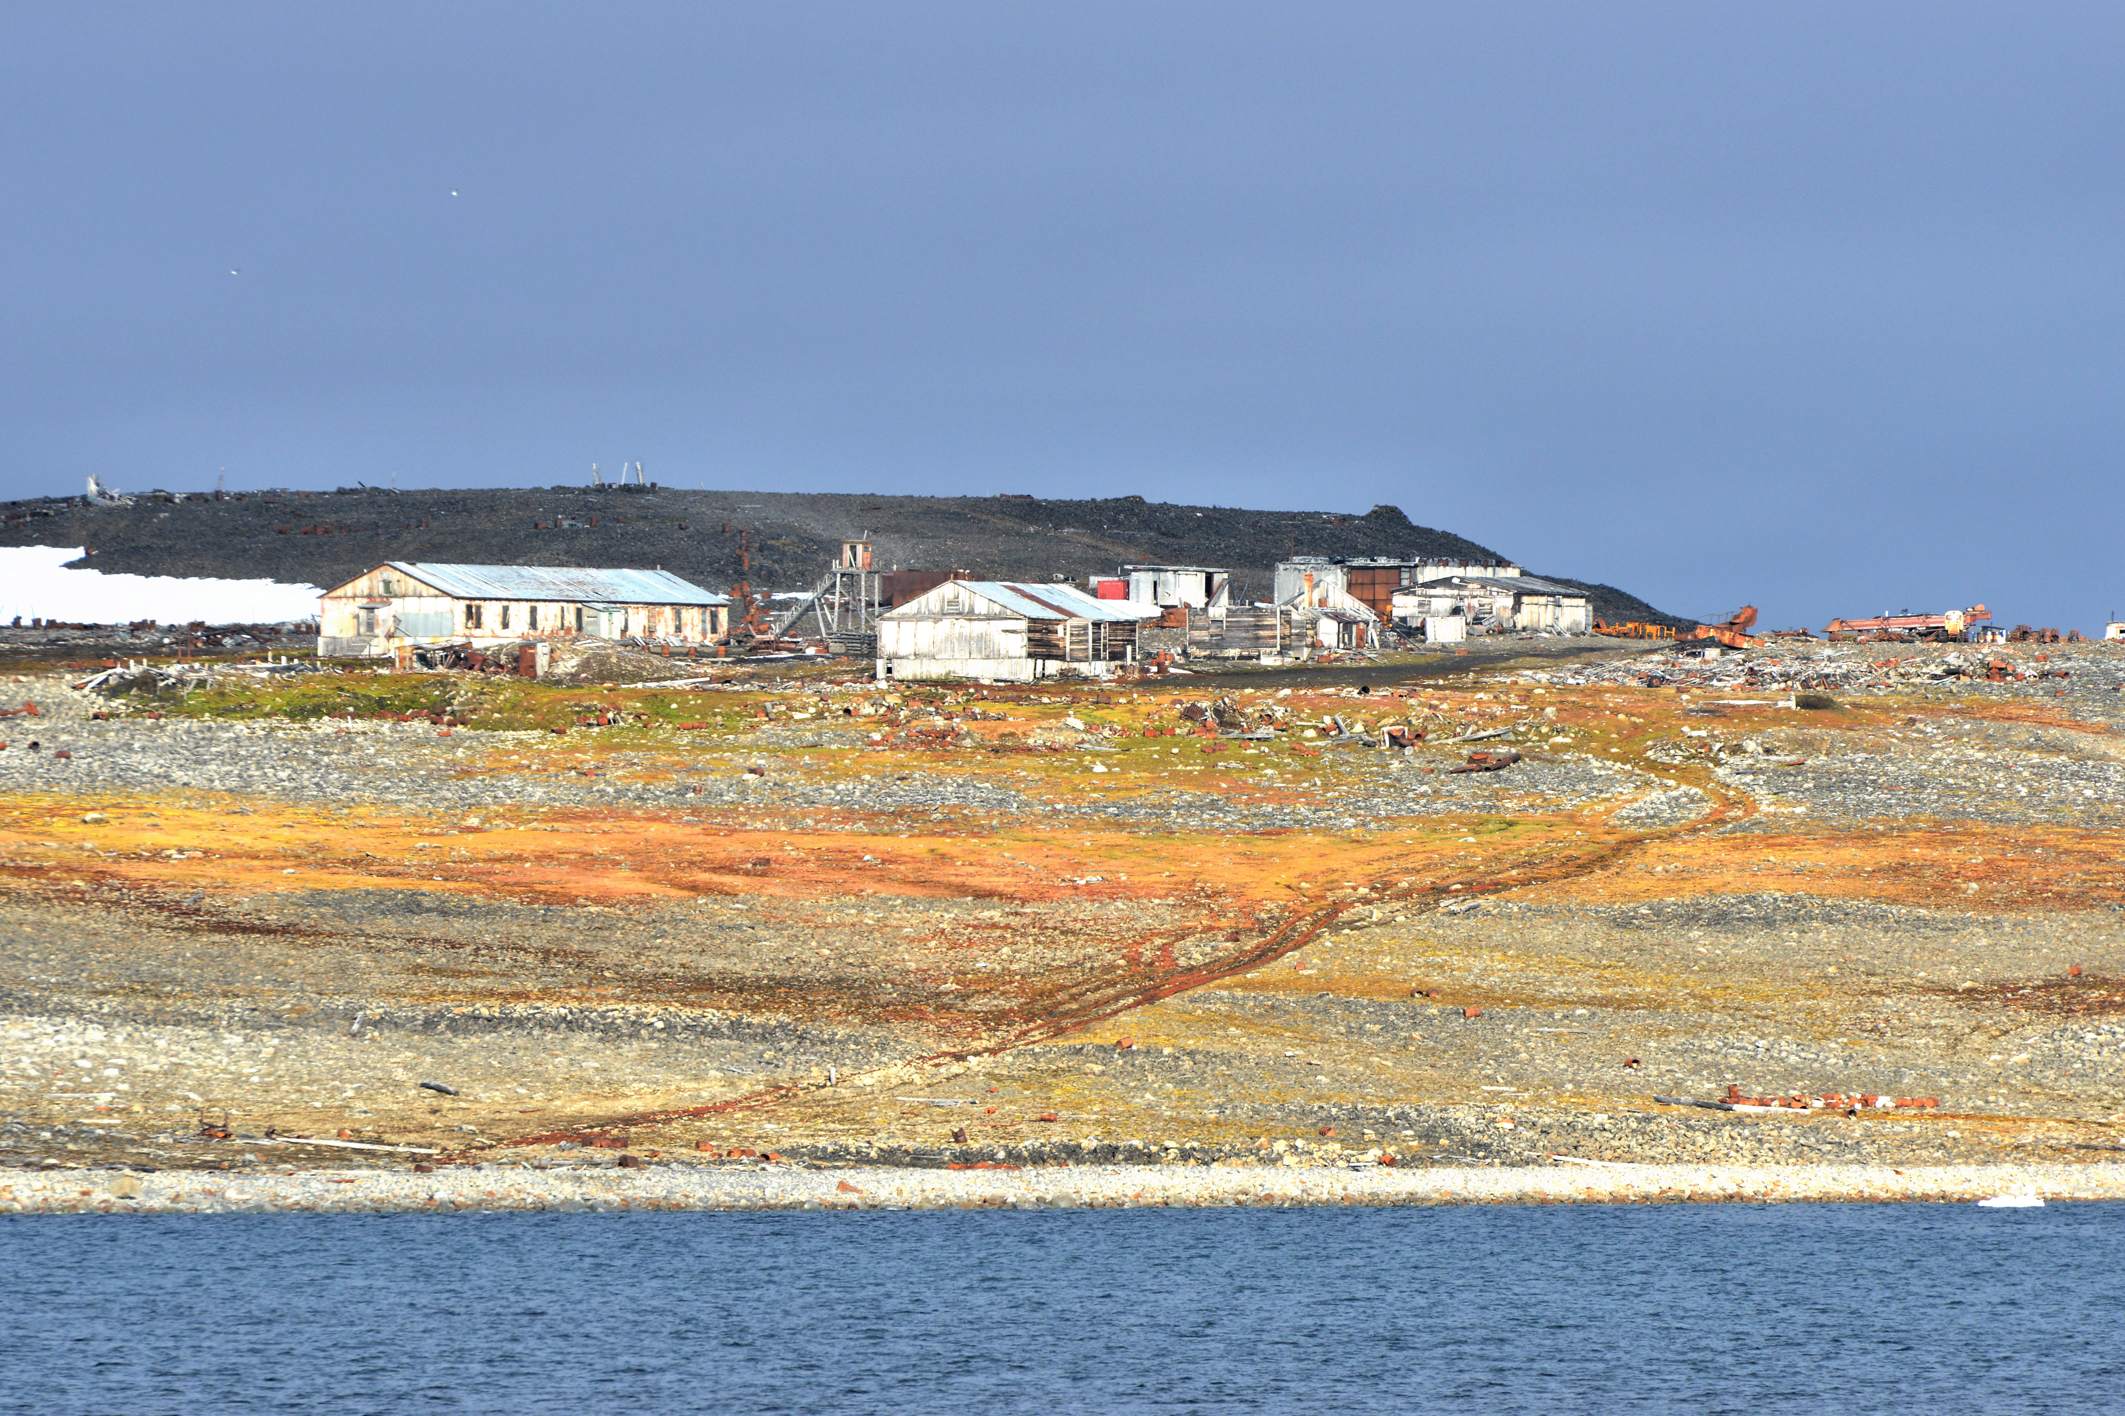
[{"left": 7, "top": 1160, "right": 2122, "bottom": 1214}]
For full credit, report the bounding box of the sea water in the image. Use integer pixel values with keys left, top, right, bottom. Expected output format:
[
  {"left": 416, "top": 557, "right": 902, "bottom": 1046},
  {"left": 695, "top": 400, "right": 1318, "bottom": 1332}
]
[{"left": 3, "top": 1202, "right": 2119, "bottom": 1413}]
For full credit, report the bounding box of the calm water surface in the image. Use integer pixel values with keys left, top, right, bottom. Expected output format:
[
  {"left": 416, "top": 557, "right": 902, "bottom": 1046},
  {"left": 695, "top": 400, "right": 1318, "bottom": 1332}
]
[{"left": 3, "top": 1203, "right": 2120, "bottom": 1414}]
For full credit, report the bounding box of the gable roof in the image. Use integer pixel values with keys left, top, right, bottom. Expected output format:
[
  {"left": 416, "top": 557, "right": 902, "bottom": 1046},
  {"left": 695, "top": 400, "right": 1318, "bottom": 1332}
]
[
  {"left": 1439, "top": 574, "right": 1585, "bottom": 597},
  {"left": 887, "top": 580, "right": 1159, "bottom": 623},
  {"left": 381, "top": 562, "right": 727, "bottom": 605},
  {"left": 1278, "top": 582, "right": 1380, "bottom": 620}
]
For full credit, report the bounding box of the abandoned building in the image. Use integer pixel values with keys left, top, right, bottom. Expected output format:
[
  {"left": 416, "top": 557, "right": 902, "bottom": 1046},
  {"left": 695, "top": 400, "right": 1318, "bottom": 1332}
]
[
  {"left": 1091, "top": 565, "right": 1233, "bottom": 609},
  {"left": 1185, "top": 604, "right": 1298, "bottom": 659},
  {"left": 317, "top": 561, "right": 729, "bottom": 658},
  {"left": 875, "top": 580, "right": 1160, "bottom": 681},
  {"left": 1279, "top": 573, "right": 1383, "bottom": 650},
  {"left": 1272, "top": 556, "right": 1523, "bottom": 624},
  {"left": 1393, "top": 574, "right": 1593, "bottom": 635}
]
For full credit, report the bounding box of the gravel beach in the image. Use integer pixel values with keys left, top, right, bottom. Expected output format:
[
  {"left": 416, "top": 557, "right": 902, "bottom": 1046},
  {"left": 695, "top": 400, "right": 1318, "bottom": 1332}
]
[{"left": 7, "top": 1160, "right": 2120, "bottom": 1214}]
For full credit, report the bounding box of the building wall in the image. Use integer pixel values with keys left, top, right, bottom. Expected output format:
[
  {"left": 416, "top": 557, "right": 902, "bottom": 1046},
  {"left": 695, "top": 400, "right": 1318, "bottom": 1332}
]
[
  {"left": 1273, "top": 561, "right": 1348, "bottom": 608},
  {"left": 1409, "top": 561, "right": 1521, "bottom": 584},
  {"left": 875, "top": 655, "right": 1121, "bottom": 682},
  {"left": 876, "top": 607, "right": 1142, "bottom": 681},
  {"left": 1510, "top": 594, "right": 1592, "bottom": 634},
  {"left": 877, "top": 613, "right": 1028, "bottom": 665},
  {"left": 1276, "top": 559, "right": 1523, "bottom": 607},
  {"left": 1187, "top": 605, "right": 1291, "bottom": 659},
  {"left": 1124, "top": 568, "right": 1227, "bottom": 608},
  {"left": 1392, "top": 582, "right": 1588, "bottom": 634}
]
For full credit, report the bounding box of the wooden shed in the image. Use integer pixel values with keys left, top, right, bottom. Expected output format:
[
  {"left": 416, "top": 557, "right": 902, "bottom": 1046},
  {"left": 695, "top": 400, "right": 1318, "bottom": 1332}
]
[{"left": 875, "top": 580, "right": 1160, "bottom": 682}]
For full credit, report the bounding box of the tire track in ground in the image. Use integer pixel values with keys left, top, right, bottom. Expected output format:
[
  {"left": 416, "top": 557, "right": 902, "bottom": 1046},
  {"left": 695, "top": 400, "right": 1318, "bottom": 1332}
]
[{"left": 468, "top": 771, "right": 1756, "bottom": 1156}]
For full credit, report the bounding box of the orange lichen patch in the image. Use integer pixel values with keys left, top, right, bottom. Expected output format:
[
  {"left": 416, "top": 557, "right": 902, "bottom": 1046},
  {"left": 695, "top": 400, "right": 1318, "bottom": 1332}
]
[
  {"left": 1515, "top": 822, "right": 2125, "bottom": 913},
  {"left": 0, "top": 789, "right": 1592, "bottom": 920},
  {"left": 1940, "top": 973, "right": 2125, "bottom": 1019}
]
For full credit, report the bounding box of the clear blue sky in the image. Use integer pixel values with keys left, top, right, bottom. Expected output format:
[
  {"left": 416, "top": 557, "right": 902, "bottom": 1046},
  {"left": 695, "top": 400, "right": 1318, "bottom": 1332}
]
[{"left": 5, "top": 3, "right": 2121, "bottom": 629}]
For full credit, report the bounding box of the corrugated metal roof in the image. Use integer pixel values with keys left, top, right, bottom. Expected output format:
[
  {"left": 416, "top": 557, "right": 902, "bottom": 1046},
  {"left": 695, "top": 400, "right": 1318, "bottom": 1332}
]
[
  {"left": 894, "top": 581, "right": 1159, "bottom": 623},
  {"left": 993, "top": 581, "right": 1160, "bottom": 622},
  {"left": 388, "top": 562, "right": 727, "bottom": 605},
  {"left": 1450, "top": 574, "right": 1583, "bottom": 596}
]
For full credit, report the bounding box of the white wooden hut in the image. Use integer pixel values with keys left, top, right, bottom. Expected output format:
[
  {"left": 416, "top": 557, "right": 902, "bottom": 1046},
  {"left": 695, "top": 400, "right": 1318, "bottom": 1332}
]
[{"left": 875, "top": 580, "right": 1160, "bottom": 681}]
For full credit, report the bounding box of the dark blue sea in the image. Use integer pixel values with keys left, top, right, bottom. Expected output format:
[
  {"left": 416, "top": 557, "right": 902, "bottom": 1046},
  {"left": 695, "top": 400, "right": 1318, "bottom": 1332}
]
[{"left": 3, "top": 1203, "right": 2119, "bottom": 1414}]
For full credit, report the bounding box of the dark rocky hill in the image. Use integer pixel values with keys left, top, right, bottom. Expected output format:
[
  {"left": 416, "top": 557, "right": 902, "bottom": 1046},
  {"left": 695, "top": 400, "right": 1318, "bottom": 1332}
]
[{"left": 0, "top": 484, "right": 1683, "bottom": 625}]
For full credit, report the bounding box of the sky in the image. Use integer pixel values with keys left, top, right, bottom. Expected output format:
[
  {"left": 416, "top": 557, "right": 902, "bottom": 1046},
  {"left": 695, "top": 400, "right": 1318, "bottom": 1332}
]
[{"left": 4, "top": 3, "right": 2122, "bottom": 630}]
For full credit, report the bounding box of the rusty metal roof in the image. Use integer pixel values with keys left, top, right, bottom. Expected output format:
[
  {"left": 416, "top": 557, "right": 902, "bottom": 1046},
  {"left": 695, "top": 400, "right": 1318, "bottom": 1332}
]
[{"left": 386, "top": 562, "right": 727, "bottom": 605}]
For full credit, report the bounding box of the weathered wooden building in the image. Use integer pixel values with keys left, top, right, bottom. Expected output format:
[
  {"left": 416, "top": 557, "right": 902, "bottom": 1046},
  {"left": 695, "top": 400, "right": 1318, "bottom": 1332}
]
[
  {"left": 1392, "top": 574, "right": 1592, "bottom": 635},
  {"left": 1272, "top": 557, "right": 1522, "bottom": 623},
  {"left": 318, "top": 561, "right": 728, "bottom": 658},
  {"left": 1279, "top": 576, "right": 1382, "bottom": 650},
  {"left": 1095, "top": 565, "right": 1232, "bottom": 610},
  {"left": 875, "top": 580, "right": 1160, "bottom": 682}
]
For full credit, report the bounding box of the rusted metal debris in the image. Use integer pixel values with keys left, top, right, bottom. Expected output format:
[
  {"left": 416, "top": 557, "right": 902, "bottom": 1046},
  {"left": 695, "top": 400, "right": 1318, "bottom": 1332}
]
[
  {"left": 1686, "top": 604, "right": 1762, "bottom": 650},
  {"left": 1825, "top": 604, "right": 1990, "bottom": 641},
  {"left": 1594, "top": 619, "right": 1677, "bottom": 641},
  {"left": 404, "top": 641, "right": 540, "bottom": 677},
  {"left": 1451, "top": 748, "right": 1521, "bottom": 773},
  {"left": 2005, "top": 625, "right": 2083, "bottom": 644}
]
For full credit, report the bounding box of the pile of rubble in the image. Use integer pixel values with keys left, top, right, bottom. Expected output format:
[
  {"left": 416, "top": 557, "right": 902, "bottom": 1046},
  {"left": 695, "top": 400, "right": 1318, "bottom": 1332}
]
[
  {"left": 0, "top": 621, "right": 313, "bottom": 660},
  {"left": 1520, "top": 642, "right": 2121, "bottom": 697},
  {"left": 543, "top": 637, "right": 728, "bottom": 686},
  {"left": 72, "top": 657, "right": 321, "bottom": 698}
]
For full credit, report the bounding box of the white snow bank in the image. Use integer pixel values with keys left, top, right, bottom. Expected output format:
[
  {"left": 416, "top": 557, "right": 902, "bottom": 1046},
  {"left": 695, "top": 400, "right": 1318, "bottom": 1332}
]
[{"left": 0, "top": 546, "right": 321, "bottom": 626}]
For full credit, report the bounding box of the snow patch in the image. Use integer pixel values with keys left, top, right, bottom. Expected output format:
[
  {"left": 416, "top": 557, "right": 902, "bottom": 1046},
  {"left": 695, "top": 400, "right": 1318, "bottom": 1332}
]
[{"left": 0, "top": 547, "right": 320, "bottom": 626}]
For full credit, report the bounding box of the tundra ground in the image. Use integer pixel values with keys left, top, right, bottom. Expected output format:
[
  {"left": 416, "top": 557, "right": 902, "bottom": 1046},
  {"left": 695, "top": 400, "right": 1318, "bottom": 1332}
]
[{"left": 2, "top": 639, "right": 2121, "bottom": 1179}]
